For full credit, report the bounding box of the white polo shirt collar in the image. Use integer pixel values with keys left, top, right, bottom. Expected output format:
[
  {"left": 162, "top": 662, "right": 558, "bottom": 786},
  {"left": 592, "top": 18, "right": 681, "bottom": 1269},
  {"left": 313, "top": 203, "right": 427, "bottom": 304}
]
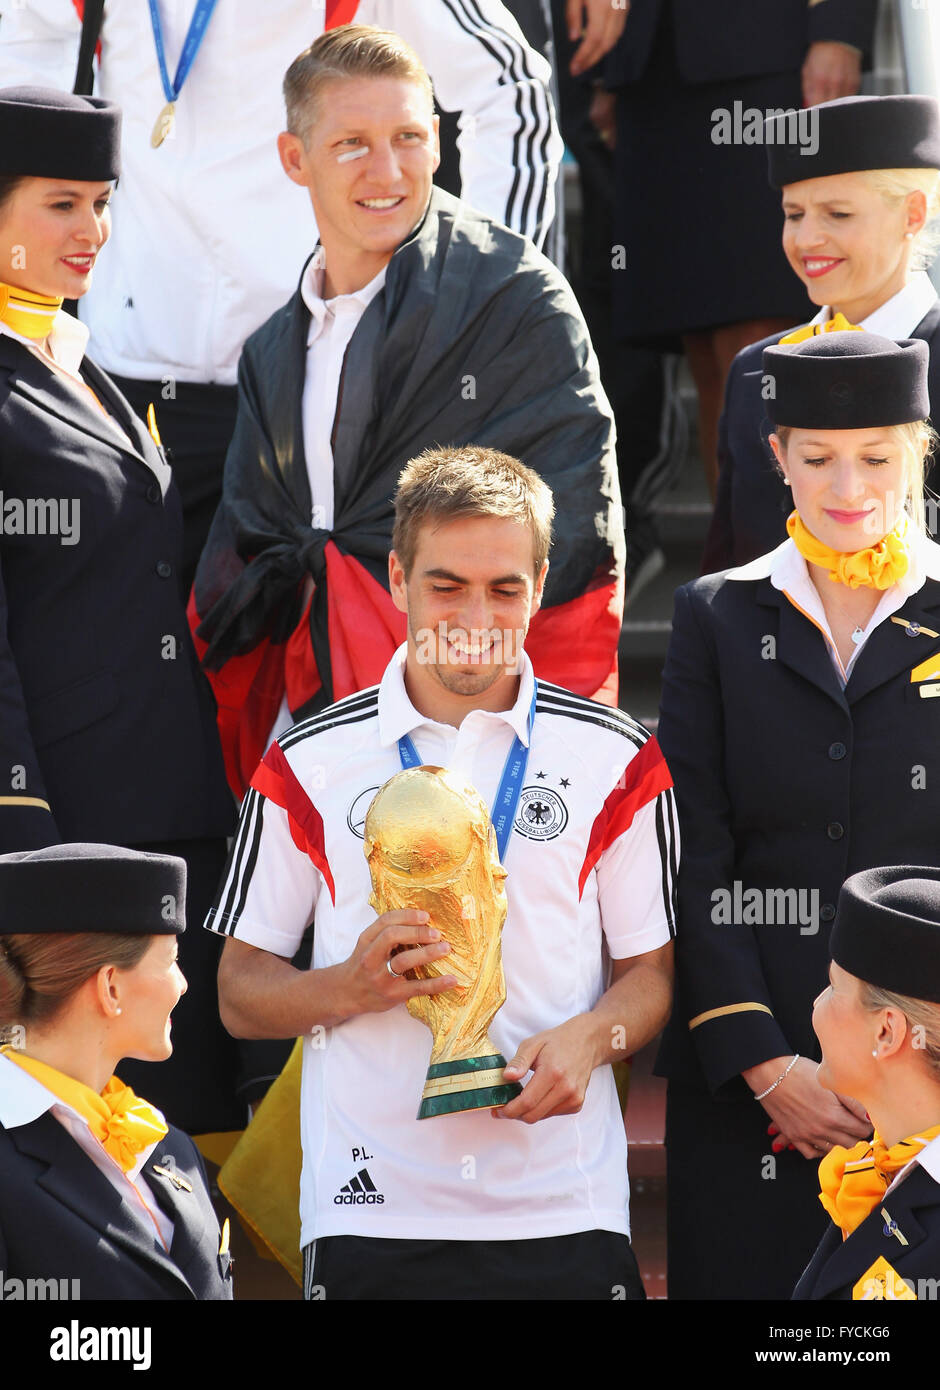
[
  {"left": 377, "top": 643, "right": 536, "bottom": 749},
  {"left": 808, "top": 271, "right": 937, "bottom": 337}
]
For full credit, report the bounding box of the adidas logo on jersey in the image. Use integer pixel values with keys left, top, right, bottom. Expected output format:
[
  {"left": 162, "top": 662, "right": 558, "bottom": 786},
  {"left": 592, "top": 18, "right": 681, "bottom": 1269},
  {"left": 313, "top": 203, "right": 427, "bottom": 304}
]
[{"left": 334, "top": 1167, "right": 385, "bottom": 1205}]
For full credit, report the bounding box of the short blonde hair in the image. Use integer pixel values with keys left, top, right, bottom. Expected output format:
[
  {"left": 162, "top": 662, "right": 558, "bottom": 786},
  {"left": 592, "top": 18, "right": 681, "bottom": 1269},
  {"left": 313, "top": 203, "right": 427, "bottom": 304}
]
[
  {"left": 862, "top": 167, "right": 940, "bottom": 270},
  {"left": 283, "top": 25, "right": 434, "bottom": 144},
  {"left": 774, "top": 420, "right": 936, "bottom": 534},
  {"left": 392, "top": 446, "right": 555, "bottom": 578}
]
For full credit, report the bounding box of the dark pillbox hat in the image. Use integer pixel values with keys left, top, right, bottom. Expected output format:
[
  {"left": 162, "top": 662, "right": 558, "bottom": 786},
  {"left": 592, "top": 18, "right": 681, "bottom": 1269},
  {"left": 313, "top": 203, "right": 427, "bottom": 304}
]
[
  {"left": 831, "top": 866, "right": 940, "bottom": 1005},
  {"left": 762, "top": 331, "right": 930, "bottom": 429},
  {"left": 0, "top": 86, "right": 121, "bottom": 181},
  {"left": 0, "top": 843, "right": 186, "bottom": 936},
  {"left": 767, "top": 94, "right": 940, "bottom": 189}
]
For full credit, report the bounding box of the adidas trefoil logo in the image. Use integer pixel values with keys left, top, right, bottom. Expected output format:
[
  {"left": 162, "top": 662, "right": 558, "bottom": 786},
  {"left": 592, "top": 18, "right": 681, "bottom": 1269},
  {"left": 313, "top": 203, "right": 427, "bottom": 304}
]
[{"left": 333, "top": 1166, "right": 385, "bottom": 1206}]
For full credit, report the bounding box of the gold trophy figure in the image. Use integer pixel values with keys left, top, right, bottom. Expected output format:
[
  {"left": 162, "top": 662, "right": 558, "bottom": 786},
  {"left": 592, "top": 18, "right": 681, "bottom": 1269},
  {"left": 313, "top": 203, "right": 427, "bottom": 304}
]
[{"left": 364, "top": 766, "right": 523, "bottom": 1119}]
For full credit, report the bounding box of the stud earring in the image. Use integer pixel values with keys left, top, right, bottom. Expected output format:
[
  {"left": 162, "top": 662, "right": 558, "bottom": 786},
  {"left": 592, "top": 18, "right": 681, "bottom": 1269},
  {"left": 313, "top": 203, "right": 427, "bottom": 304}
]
[
  {"left": 905, "top": 232, "right": 915, "bottom": 240},
  {"left": 115, "top": 1007, "right": 122, "bottom": 1016},
  {"left": 872, "top": 1048, "right": 877, "bottom": 1058}
]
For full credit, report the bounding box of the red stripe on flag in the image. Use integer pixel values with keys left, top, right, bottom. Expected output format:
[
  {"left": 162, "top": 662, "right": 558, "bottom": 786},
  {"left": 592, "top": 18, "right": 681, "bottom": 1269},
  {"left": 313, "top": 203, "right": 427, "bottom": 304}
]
[
  {"left": 284, "top": 590, "right": 322, "bottom": 716},
  {"left": 578, "top": 737, "right": 673, "bottom": 898},
  {"left": 526, "top": 575, "right": 622, "bottom": 707},
  {"left": 325, "top": 0, "right": 360, "bottom": 27},
  {"left": 188, "top": 587, "right": 288, "bottom": 799},
  {"left": 250, "top": 742, "right": 336, "bottom": 903},
  {"left": 326, "top": 544, "right": 406, "bottom": 700}
]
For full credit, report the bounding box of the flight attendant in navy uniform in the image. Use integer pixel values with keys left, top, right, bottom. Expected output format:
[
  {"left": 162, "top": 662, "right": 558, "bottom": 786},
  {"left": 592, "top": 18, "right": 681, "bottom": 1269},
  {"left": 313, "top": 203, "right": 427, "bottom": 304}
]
[
  {"left": 0, "top": 87, "right": 238, "bottom": 1132},
  {"left": 795, "top": 865, "right": 940, "bottom": 1302},
  {"left": 657, "top": 331, "right": 940, "bottom": 1298},
  {"left": 0, "top": 845, "right": 233, "bottom": 1300},
  {"left": 704, "top": 94, "right": 940, "bottom": 572}
]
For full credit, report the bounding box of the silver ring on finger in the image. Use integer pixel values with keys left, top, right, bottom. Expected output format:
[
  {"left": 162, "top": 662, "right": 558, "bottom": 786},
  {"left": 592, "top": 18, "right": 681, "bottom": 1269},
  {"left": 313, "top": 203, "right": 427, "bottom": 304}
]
[{"left": 386, "top": 957, "right": 398, "bottom": 978}]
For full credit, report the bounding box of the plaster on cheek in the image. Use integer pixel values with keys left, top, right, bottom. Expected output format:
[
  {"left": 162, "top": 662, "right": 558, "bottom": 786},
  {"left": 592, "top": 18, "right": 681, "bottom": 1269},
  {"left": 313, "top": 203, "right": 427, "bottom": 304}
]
[{"left": 337, "top": 146, "right": 370, "bottom": 163}]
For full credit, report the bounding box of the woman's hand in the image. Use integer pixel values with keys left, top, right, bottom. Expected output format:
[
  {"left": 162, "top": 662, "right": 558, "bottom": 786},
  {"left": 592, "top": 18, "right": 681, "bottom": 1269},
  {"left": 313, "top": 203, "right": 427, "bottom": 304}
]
[{"left": 742, "top": 1056, "right": 872, "bottom": 1160}]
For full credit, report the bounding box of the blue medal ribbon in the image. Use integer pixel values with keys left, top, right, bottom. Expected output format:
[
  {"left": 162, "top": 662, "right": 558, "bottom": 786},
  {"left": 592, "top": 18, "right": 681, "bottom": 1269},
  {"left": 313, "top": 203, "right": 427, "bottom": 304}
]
[
  {"left": 148, "top": 0, "right": 219, "bottom": 106},
  {"left": 397, "top": 683, "right": 537, "bottom": 863}
]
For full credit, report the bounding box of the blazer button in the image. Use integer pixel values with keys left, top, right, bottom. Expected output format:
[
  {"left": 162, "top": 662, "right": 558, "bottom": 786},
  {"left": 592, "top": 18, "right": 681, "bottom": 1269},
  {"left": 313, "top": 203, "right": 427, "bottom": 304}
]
[
  {"left": 827, "top": 821, "right": 844, "bottom": 840},
  {"left": 156, "top": 560, "right": 172, "bottom": 579},
  {"left": 820, "top": 903, "right": 836, "bottom": 923},
  {"left": 828, "top": 742, "right": 847, "bottom": 760},
  {"left": 146, "top": 483, "right": 161, "bottom": 503}
]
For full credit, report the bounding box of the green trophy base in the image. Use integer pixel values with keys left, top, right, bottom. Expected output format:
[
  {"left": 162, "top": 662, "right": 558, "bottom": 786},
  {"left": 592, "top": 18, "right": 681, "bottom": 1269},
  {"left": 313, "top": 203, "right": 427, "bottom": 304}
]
[{"left": 418, "top": 1053, "right": 522, "bottom": 1119}]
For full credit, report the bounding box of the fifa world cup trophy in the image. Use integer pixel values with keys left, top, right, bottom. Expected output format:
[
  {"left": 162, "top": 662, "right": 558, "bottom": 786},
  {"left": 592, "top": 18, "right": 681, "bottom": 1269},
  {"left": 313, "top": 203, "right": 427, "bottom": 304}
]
[{"left": 364, "top": 765, "right": 523, "bottom": 1118}]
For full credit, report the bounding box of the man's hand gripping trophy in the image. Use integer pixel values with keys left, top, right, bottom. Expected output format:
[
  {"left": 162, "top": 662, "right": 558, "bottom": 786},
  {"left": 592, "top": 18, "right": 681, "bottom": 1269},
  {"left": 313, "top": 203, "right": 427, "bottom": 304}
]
[{"left": 364, "top": 766, "right": 522, "bottom": 1117}]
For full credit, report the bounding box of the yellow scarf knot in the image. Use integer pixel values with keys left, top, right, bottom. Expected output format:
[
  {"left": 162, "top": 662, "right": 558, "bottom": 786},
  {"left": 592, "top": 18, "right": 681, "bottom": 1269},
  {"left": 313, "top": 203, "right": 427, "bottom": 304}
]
[
  {"left": 787, "top": 510, "right": 911, "bottom": 590},
  {"left": 819, "top": 1124, "right": 940, "bottom": 1236},
  {"left": 779, "top": 312, "right": 864, "bottom": 345},
  {"left": 2, "top": 1046, "right": 167, "bottom": 1172}
]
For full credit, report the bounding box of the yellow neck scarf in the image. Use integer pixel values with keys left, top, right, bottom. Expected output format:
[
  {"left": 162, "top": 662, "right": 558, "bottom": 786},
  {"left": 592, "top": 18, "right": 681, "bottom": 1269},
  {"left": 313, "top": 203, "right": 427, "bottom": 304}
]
[
  {"left": 2, "top": 1046, "right": 167, "bottom": 1173},
  {"left": 787, "top": 510, "right": 911, "bottom": 590},
  {"left": 779, "top": 311, "right": 864, "bottom": 345},
  {"left": 0, "top": 283, "right": 63, "bottom": 341},
  {"left": 819, "top": 1124, "right": 940, "bottom": 1236}
]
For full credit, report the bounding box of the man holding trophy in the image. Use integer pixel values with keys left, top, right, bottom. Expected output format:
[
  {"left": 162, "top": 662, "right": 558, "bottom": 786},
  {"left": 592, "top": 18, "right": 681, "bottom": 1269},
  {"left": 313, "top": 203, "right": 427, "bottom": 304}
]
[{"left": 208, "top": 446, "right": 677, "bottom": 1300}]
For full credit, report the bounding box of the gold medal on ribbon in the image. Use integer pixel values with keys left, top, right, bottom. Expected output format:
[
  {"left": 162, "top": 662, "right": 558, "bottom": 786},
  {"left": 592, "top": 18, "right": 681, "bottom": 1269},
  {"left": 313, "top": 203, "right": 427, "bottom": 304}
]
[{"left": 151, "top": 101, "right": 176, "bottom": 149}]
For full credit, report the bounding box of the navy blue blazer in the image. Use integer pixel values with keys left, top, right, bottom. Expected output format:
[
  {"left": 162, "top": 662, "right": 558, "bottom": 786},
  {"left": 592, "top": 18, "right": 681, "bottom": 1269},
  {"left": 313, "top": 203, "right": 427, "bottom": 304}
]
[
  {"left": 702, "top": 301, "right": 940, "bottom": 573},
  {"left": 0, "top": 332, "right": 232, "bottom": 850},
  {"left": 604, "top": 0, "right": 877, "bottom": 87},
  {"left": 655, "top": 547, "right": 940, "bottom": 1096},
  {"left": 794, "top": 1164, "right": 940, "bottom": 1300},
  {"left": 0, "top": 1113, "right": 233, "bottom": 1300}
]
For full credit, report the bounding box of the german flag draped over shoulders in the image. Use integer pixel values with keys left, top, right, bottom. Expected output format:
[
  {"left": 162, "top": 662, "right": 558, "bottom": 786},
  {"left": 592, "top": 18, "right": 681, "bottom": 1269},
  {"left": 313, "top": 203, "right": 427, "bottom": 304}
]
[{"left": 190, "top": 189, "right": 623, "bottom": 797}]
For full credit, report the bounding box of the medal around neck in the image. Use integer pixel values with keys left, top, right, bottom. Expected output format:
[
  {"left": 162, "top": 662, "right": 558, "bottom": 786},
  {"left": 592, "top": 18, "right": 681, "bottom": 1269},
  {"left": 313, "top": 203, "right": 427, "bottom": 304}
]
[
  {"left": 364, "top": 766, "right": 522, "bottom": 1119},
  {"left": 151, "top": 101, "right": 175, "bottom": 148}
]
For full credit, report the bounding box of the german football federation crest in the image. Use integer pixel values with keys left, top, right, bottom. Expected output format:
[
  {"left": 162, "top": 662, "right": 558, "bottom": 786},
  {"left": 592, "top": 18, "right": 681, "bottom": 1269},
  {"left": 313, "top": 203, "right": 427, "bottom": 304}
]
[{"left": 514, "top": 786, "right": 568, "bottom": 841}]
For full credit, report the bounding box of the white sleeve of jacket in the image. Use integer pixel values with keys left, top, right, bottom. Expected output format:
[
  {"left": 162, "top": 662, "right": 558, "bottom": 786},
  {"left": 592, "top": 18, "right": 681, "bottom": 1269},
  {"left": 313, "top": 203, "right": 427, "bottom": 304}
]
[
  {"left": 380, "top": 0, "right": 563, "bottom": 249},
  {"left": 0, "top": 1, "right": 81, "bottom": 89}
]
